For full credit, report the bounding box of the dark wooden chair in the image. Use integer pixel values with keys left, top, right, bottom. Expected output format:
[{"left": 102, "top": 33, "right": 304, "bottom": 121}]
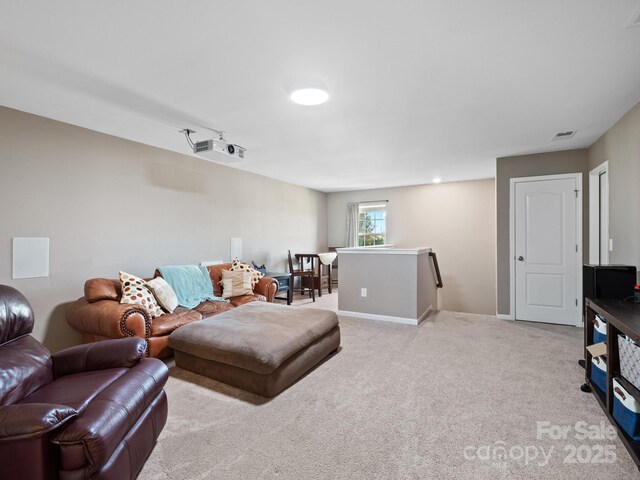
[{"left": 288, "top": 250, "right": 315, "bottom": 302}]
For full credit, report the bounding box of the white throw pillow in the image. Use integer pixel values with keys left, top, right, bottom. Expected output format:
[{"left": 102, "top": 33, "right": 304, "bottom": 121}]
[
  {"left": 229, "top": 259, "right": 264, "bottom": 287},
  {"left": 146, "top": 277, "right": 179, "bottom": 313},
  {"left": 221, "top": 270, "right": 253, "bottom": 298}
]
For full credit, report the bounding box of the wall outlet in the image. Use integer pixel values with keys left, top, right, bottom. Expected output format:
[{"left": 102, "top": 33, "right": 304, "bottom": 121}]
[
  {"left": 361, "top": 288, "right": 367, "bottom": 297},
  {"left": 609, "top": 238, "right": 613, "bottom": 252}
]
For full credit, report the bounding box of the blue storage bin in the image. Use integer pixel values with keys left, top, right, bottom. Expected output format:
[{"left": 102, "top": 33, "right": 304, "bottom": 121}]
[
  {"left": 593, "top": 314, "right": 607, "bottom": 344},
  {"left": 618, "top": 334, "right": 640, "bottom": 391},
  {"left": 612, "top": 378, "right": 640, "bottom": 442},
  {"left": 591, "top": 356, "right": 607, "bottom": 392}
]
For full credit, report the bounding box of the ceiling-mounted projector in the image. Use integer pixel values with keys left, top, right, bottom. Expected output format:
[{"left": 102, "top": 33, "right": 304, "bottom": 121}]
[
  {"left": 193, "top": 138, "right": 245, "bottom": 161},
  {"left": 180, "top": 128, "right": 245, "bottom": 162}
]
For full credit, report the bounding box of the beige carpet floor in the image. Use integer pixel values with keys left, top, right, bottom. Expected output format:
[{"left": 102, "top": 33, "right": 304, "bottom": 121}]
[{"left": 139, "top": 291, "right": 638, "bottom": 479}]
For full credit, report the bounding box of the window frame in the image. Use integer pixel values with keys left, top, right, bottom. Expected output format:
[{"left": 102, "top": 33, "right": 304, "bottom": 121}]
[{"left": 357, "top": 203, "right": 387, "bottom": 247}]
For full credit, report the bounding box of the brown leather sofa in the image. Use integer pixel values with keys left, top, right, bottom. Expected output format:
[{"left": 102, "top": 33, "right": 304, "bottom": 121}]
[
  {"left": 66, "top": 264, "right": 279, "bottom": 358},
  {"left": 0, "top": 285, "right": 168, "bottom": 480}
]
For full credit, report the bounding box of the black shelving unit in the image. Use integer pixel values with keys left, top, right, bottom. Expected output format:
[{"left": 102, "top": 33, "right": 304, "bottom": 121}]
[{"left": 584, "top": 298, "right": 640, "bottom": 469}]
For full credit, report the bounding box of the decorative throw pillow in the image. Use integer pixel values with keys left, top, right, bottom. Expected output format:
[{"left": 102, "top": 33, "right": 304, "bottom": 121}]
[
  {"left": 119, "top": 271, "right": 164, "bottom": 318},
  {"left": 221, "top": 270, "right": 253, "bottom": 298},
  {"left": 229, "top": 259, "right": 264, "bottom": 287},
  {"left": 145, "top": 277, "right": 179, "bottom": 313}
]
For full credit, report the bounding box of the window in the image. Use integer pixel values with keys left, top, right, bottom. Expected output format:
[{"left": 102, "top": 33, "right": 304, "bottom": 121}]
[{"left": 358, "top": 203, "right": 386, "bottom": 246}]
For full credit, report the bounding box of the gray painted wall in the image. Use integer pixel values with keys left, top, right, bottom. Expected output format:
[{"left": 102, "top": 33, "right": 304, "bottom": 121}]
[
  {"left": 416, "top": 252, "right": 436, "bottom": 317},
  {"left": 0, "top": 106, "right": 327, "bottom": 352},
  {"left": 338, "top": 251, "right": 435, "bottom": 320},
  {"left": 495, "top": 149, "right": 589, "bottom": 316},
  {"left": 588, "top": 100, "right": 640, "bottom": 279},
  {"left": 327, "top": 179, "right": 496, "bottom": 315}
]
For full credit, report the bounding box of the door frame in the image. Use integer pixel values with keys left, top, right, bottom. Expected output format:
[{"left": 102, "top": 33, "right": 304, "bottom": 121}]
[
  {"left": 588, "top": 161, "right": 609, "bottom": 265},
  {"left": 508, "top": 172, "right": 583, "bottom": 327}
]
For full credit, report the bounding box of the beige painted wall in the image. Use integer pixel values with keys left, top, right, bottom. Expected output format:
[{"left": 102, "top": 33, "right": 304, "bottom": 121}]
[
  {"left": 327, "top": 179, "right": 496, "bottom": 315},
  {"left": 588, "top": 100, "right": 640, "bottom": 277},
  {"left": 495, "top": 149, "right": 589, "bottom": 316},
  {"left": 0, "top": 107, "right": 327, "bottom": 352}
]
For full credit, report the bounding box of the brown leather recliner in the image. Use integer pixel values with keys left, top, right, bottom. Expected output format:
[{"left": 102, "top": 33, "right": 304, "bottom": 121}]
[
  {"left": 0, "top": 285, "right": 168, "bottom": 480},
  {"left": 66, "top": 264, "right": 279, "bottom": 358}
]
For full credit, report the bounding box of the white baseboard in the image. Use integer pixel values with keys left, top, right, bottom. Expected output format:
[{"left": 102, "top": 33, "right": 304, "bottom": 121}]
[
  {"left": 337, "top": 305, "right": 433, "bottom": 326},
  {"left": 496, "top": 313, "right": 514, "bottom": 321}
]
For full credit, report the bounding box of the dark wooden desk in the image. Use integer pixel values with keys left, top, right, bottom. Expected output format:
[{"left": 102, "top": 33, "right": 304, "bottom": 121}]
[
  {"left": 584, "top": 298, "right": 640, "bottom": 469},
  {"left": 265, "top": 271, "right": 292, "bottom": 305},
  {"left": 295, "top": 253, "right": 334, "bottom": 297}
]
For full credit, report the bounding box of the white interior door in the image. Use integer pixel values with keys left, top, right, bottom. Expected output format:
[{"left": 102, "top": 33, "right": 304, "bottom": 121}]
[{"left": 514, "top": 177, "right": 579, "bottom": 325}]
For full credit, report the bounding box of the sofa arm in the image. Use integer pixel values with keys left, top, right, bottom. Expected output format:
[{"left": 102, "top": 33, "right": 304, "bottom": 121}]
[
  {"left": 66, "top": 298, "right": 151, "bottom": 341},
  {"left": 0, "top": 403, "right": 77, "bottom": 443},
  {"left": 52, "top": 338, "right": 147, "bottom": 378},
  {"left": 254, "top": 276, "right": 278, "bottom": 302}
]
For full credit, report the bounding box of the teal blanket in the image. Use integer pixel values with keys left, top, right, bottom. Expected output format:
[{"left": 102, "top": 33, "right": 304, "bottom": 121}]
[{"left": 158, "top": 265, "right": 227, "bottom": 308}]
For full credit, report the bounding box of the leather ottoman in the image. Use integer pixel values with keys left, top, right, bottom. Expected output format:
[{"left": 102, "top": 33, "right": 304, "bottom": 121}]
[{"left": 168, "top": 302, "right": 340, "bottom": 397}]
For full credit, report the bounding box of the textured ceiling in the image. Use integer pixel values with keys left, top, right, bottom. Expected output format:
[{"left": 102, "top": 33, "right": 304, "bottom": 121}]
[{"left": 1, "top": 1, "right": 640, "bottom": 192}]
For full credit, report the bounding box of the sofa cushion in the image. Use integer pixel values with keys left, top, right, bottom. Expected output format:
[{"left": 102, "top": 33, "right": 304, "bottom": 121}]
[
  {"left": 229, "top": 294, "right": 266, "bottom": 307},
  {"left": 169, "top": 302, "right": 339, "bottom": 374},
  {"left": 119, "top": 271, "right": 164, "bottom": 318},
  {"left": 206, "top": 264, "right": 231, "bottom": 297},
  {"left": 150, "top": 307, "right": 202, "bottom": 337},
  {"left": 192, "top": 300, "right": 234, "bottom": 318}
]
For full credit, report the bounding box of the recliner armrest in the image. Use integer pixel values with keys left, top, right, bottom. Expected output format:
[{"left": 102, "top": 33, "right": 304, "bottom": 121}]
[
  {"left": 52, "top": 338, "right": 147, "bottom": 378},
  {"left": 0, "top": 403, "right": 77, "bottom": 442},
  {"left": 52, "top": 359, "right": 168, "bottom": 477}
]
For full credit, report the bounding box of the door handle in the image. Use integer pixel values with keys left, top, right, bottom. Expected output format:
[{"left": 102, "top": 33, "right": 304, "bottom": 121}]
[{"left": 518, "top": 256, "right": 524, "bottom": 262}]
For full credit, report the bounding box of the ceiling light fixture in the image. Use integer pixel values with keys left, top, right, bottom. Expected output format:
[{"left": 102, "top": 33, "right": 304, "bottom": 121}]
[
  {"left": 433, "top": 177, "right": 442, "bottom": 184},
  {"left": 290, "top": 87, "right": 329, "bottom": 106}
]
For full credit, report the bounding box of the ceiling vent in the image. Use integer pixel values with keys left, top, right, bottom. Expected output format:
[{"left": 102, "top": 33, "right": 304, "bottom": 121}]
[
  {"left": 628, "top": 10, "right": 640, "bottom": 28},
  {"left": 551, "top": 130, "right": 577, "bottom": 141}
]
